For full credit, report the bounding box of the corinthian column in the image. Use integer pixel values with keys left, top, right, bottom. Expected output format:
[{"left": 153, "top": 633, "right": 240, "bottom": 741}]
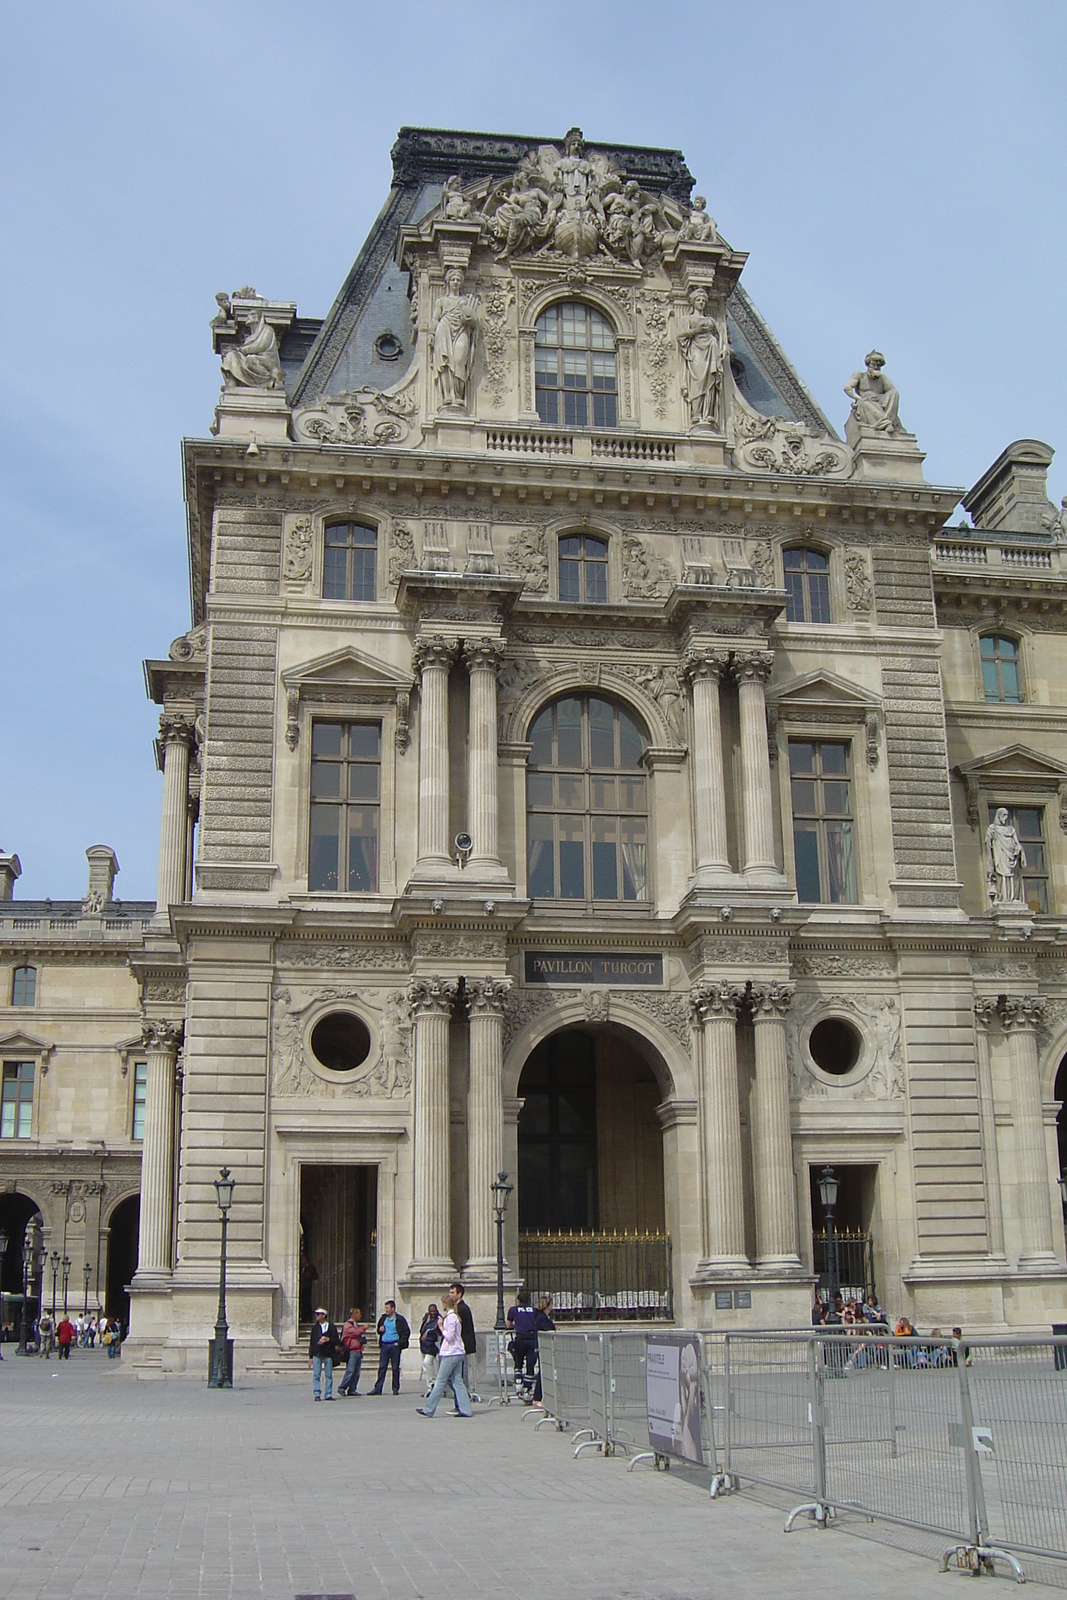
[
  {"left": 154, "top": 713, "right": 195, "bottom": 924},
  {"left": 465, "top": 977, "right": 511, "bottom": 1272},
  {"left": 684, "top": 649, "right": 732, "bottom": 880},
  {"left": 691, "top": 982, "right": 748, "bottom": 1268},
  {"left": 409, "top": 978, "right": 459, "bottom": 1276},
  {"left": 733, "top": 650, "right": 778, "bottom": 879},
  {"left": 1000, "top": 996, "right": 1056, "bottom": 1265},
  {"left": 974, "top": 997, "right": 1006, "bottom": 1259},
  {"left": 413, "top": 637, "right": 458, "bottom": 872},
  {"left": 750, "top": 983, "right": 801, "bottom": 1268},
  {"left": 135, "top": 1019, "right": 183, "bottom": 1277},
  {"left": 462, "top": 639, "right": 506, "bottom": 878}
]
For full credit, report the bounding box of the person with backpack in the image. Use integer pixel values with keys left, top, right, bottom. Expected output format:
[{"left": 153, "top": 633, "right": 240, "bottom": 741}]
[
  {"left": 308, "top": 1307, "right": 339, "bottom": 1400},
  {"left": 370, "top": 1299, "right": 410, "bottom": 1395},
  {"left": 337, "top": 1307, "right": 366, "bottom": 1396},
  {"left": 450, "top": 1279, "right": 478, "bottom": 1405},
  {"left": 506, "top": 1288, "right": 539, "bottom": 1398},
  {"left": 419, "top": 1302, "right": 442, "bottom": 1395}
]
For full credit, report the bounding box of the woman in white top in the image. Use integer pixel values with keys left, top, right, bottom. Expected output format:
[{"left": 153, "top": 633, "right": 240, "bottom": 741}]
[{"left": 416, "top": 1290, "right": 472, "bottom": 1417}]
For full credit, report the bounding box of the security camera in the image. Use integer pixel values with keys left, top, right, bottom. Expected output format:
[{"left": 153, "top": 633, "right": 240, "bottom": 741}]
[{"left": 455, "top": 832, "right": 473, "bottom": 868}]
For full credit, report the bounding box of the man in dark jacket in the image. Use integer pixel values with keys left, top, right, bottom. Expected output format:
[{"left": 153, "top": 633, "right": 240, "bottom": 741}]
[
  {"left": 451, "top": 1279, "right": 478, "bottom": 1406},
  {"left": 308, "top": 1307, "right": 339, "bottom": 1401},
  {"left": 370, "top": 1299, "right": 410, "bottom": 1394}
]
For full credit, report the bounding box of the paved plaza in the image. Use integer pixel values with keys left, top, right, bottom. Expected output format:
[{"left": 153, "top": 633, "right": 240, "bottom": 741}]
[{"left": 0, "top": 1351, "right": 1042, "bottom": 1600}]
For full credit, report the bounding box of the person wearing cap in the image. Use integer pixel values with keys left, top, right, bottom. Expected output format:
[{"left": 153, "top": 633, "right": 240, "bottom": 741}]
[{"left": 308, "top": 1307, "right": 339, "bottom": 1401}]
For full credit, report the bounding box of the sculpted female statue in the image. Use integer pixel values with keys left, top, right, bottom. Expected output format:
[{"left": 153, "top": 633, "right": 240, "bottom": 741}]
[
  {"left": 986, "top": 807, "right": 1026, "bottom": 904},
  {"left": 430, "top": 270, "right": 478, "bottom": 409},
  {"left": 844, "top": 350, "right": 902, "bottom": 434},
  {"left": 677, "top": 287, "right": 724, "bottom": 429}
]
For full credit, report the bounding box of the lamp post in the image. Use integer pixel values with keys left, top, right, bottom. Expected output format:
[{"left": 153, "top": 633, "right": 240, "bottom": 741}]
[
  {"left": 491, "top": 1171, "right": 513, "bottom": 1333},
  {"left": 818, "top": 1165, "right": 841, "bottom": 1316},
  {"left": 49, "top": 1250, "right": 60, "bottom": 1318},
  {"left": 61, "top": 1256, "right": 71, "bottom": 1317},
  {"left": 0, "top": 1229, "right": 7, "bottom": 1349},
  {"left": 1059, "top": 1164, "right": 1067, "bottom": 1210},
  {"left": 207, "top": 1167, "right": 235, "bottom": 1389},
  {"left": 82, "top": 1260, "right": 92, "bottom": 1318},
  {"left": 17, "top": 1234, "right": 33, "bottom": 1355}
]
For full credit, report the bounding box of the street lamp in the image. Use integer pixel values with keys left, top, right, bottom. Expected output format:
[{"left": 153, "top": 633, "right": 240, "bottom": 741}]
[
  {"left": 1059, "top": 1164, "right": 1067, "bottom": 1209},
  {"left": 49, "top": 1250, "right": 60, "bottom": 1318},
  {"left": 818, "top": 1165, "right": 841, "bottom": 1316},
  {"left": 491, "top": 1171, "right": 513, "bottom": 1333},
  {"left": 82, "top": 1260, "right": 92, "bottom": 1318},
  {"left": 61, "top": 1256, "right": 71, "bottom": 1316},
  {"left": 17, "top": 1234, "right": 33, "bottom": 1355},
  {"left": 207, "top": 1167, "right": 235, "bottom": 1389},
  {"left": 0, "top": 1229, "right": 7, "bottom": 1347}
]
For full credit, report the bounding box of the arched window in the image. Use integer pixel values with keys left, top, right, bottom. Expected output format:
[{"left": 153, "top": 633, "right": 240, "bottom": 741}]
[
  {"left": 323, "top": 521, "right": 377, "bottom": 602},
  {"left": 527, "top": 695, "right": 648, "bottom": 902},
  {"left": 559, "top": 533, "right": 608, "bottom": 603},
  {"left": 783, "top": 547, "right": 831, "bottom": 624},
  {"left": 11, "top": 966, "right": 36, "bottom": 1006},
  {"left": 535, "top": 302, "right": 617, "bottom": 429},
  {"left": 980, "top": 635, "right": 1021, "bottom": 703}
]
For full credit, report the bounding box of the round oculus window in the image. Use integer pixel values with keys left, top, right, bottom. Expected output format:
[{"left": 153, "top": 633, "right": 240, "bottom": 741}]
[
  {"left": 310, "top": 1011, "right": 372, "bottom": 1074},
  {"left": 808, "top": 1017, "right": 861, "bottom": 1077}
]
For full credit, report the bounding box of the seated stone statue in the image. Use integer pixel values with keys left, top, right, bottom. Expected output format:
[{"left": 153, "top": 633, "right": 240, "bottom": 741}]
[
  {"left": 844, "top": 350, "right": 902, "bottom": 435},
  {"left": 221, "top": 313, "right": 285, "bottom": 389}
]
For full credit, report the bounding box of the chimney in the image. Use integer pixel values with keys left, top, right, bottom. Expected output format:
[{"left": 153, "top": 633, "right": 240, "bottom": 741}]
[
  {"left": 83, "top": 846, "right": 119, "bottom": 914},
  {"left": 0, "top": 851, "right": 21, "bottom": 901},
  {"left": 962, "top": 439, "right": 1055, "bottom": 535}
]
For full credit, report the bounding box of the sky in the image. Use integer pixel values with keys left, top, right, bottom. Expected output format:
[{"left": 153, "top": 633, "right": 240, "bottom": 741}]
[{"left": 1, "top": 0, "right": 1065, "bottom": 902}]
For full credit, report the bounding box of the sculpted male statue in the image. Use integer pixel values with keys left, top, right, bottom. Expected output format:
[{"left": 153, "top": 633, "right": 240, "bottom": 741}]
[
  {"left": 677, "top": 287, "right": 724, "bottom": 428},
  {"left": 220, "top": 311, "right": 285, "bottom": 389},
  {"left": 986, "top": 807, "right": 1026, "bottom": 904},
  {"left": 679, "top": 195, "right": 718, "bottom": 243},
  {"left": 441, "top": 175, "right": 471, "bottom": 220},
  {"left": 844, "top": 350, "right": 902, "bottom": 434},
  {"left": 430, "top": 269, "right": 478, "bottom": 409}
]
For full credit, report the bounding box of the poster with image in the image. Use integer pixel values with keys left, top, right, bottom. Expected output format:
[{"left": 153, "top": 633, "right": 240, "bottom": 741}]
[{"left": 645, "top": 1334, "right": 704, "bottom": 1465}]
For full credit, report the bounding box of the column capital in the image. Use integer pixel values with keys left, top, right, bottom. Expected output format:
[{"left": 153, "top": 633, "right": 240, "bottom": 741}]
[
  {"left": 750, "top": 981, "right": 795, "bottom": 1020},
  {"left": 407, "top": 977, "right": 460, "bottom": 1017},
  {"left": 462, "top": 637, "right": 506, "bottom": 675},
  {"left": 974, "top": 995, "right": 1000, "bottom": 1031},
  {"left": 466, "top": 976, "right": 511, "bottom": 1016},
  {"left": 158, "top": 711, "right": 196, "bottom": 747},
  {"left": 412, "top": 635, "right": 460, "bottom": 677},
  {"left": 999, "top": 994, "right": 1046, "bottom": 1032},
  {"left": 732, "top": 649, "right": 775, "bottom": 685},
  {"left": 683, "top": 647, "right": 731, "bottom": 685},
  {"left": 690, "top": 981, "right": 746, "bottom": 1025},
  {"left": 141, "top": 1018, "right": 184, "bottom": 1052}
]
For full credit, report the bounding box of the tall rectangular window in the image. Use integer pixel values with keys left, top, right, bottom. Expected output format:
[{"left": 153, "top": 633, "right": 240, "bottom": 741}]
[
  {"left": 323, "top": 522, "right": 377, "bottom": 602},
  {"left": 11, "top": 966, "right": 36, "bottom": 1006},
  {"left": 980, "top": 636, "right": 1021, "bottom": 703},
  {"left": 783, "top": 548, "right": 831, "bottom": 624},
  {"left": 790, "top": 740, "right": 857, "bottom": 904},
  {"left": 1, "top": 1062, "right": 34, "bottom": 1139},
  {"left": 309, "top": 722, "right": 381, "bottom": 893},
  {"left": 132, "top": 1061, "right": 148, "bottom": 1141},
  {"left": 992, "top": 803, "right": 1049, "bottom": 912}
]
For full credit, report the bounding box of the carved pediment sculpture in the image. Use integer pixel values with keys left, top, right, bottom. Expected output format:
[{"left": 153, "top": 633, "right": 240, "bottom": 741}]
[{"left": 293, "top": 368, "right": 419, "bottom": 446}]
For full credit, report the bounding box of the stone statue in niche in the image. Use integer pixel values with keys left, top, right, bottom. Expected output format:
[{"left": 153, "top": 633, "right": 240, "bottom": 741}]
[
  {"left": 986, "top": 807, "right": 1026, "bottom": 904},
  {"left": 441, "top": 174, "right": 472, "bottom": 220},
  {"left": 844, "top": 350, "right": 903, "bottom": 435},
  {"left": 431, "top": 270, "right": 478, "bottom": 410},
  {"left": 220, "top": 310, "right": 285, "bottom": 389},
  {"left": 677, "top": 288, "right": 724, "bottom": 429}
]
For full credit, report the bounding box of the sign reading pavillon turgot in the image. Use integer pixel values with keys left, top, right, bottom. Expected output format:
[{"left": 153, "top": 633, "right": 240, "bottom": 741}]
[{"left": 524, "top": 952, "right": 663, "bottom": 986}]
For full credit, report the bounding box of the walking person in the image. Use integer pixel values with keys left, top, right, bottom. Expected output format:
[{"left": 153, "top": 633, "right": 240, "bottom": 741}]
[
  {"left": 38, "top": 1309, "right": 54, "bottom": 1358},
  {"left": 419, "top": 1302, "right": 442, "bottom": 1396},
  {"left": 529, "top": 1295, "right": 556, "bottom": 1408},
  {"left": 416, "top": 1291, "right": 472, "bottom": 1418},
  {"left": 86, "top": 1316, "right": 96, "bottom": 1348},
  {"left": 56, "top": 1314, "right": 75, "bottom": 1359},
  {"left": 308, "top": 1307, "right": 339, "bottom": 1401},
  {"left": 450, "top": 1279, "right": 478, "bottom": 1404},
  {"left": 370, "top": 1299, "right": 409, "bottom": 1395},
  {"left": 507, "top": 1289, "right": 539, "bottom": 1398},
  {"left": 337, "top": 1307, "right": 366, "bottom": 1396}
]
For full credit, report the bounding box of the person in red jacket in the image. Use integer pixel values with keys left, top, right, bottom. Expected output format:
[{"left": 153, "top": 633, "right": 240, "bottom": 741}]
[{"left": 56, "top": 1315, "right": 75, "bottom": 1359}]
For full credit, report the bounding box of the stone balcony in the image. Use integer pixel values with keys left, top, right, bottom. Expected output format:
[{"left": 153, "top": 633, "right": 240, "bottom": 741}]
[{"left": 931, "top": 529, "right": 1067, "bottom": 610}]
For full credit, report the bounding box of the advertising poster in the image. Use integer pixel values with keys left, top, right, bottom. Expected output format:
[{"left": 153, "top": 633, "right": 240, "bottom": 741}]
[{"left": 645, "top": 1333, "right": 704, "bottom": 1465}]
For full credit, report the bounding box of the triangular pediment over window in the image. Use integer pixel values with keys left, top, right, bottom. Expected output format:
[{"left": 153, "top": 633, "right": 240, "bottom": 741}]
[
  {"left": 955, "top": 744, "right": 1067, "bottom": 830},
  {"left": 282, "top": 647, "right": 414, "bottom": 698},
  {"left": 0, "top": 1030, "right": 54, "bottom": 1061},
  {"left": 768, "top": 669, "right": 879, "bottom": 717}
]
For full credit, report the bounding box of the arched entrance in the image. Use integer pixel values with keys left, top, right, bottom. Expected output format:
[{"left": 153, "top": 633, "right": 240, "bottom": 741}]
[
  {"left": 106, "top": 1194, "right": 139, "bottom": 1333},
  {"left": 0, "top": 1192, "right": 42, "bottom": 1340},
  {"left": 516, "top": 1025, "right": 670, "bottom": 1319}
]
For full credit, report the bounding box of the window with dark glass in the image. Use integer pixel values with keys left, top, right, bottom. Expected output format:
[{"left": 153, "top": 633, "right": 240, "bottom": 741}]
[
  {"left": 535, "top": 302, "right": 617, "bottom": 429},
  {"left": 132, "top": 1061, "right": 148, "bottom": 1141},
  {"left": 527, "top": 695, "right": 648, "bottom": 903},
  {"left": 1, "top": 1062, "right": 33, "bottom": 1139},
  {"left": 323, "top": 522, "right": 377, "bottom": 602},
  {"left": 559, "top": 533, "right": 608, "bottom": 604},
  {"left": 790, "top": 740, "right": 857, "bottom": 904},
  {"left": 11, "top": 965, "right": 36, "bottom": 1006},
  {"left": 992, "top": 803, "right": 1049, "bottom": 912},
  {"left": 980, "top": 636, "right": 1021, "bottom": 703},
  {"left": 309, "top": 722, "right": 381, "bottom": 893},
  {"left": 783, "top": 547, "right": 831, "bottom": 624}
]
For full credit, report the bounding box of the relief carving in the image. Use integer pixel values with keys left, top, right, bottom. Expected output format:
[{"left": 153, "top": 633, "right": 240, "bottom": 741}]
[
  {"left": 271, "top": 986, "right": 413, "bottom": 1098},
  {"left": 637, "top": 292, "right": 671, "bottom": 419},
  {"left": 480, "top": 280, "right": 514, "bottom": 409},
  {"left": 502, "top": 527, "right": 548, "bottom": 592},
  {"left": 387, "top": 523, "right": 416, "bottom": 588},
  {"left": 282, "top": 944, "right": 409, "bottom": 971},
  {"left": 843, "top": 548, "right": 873, "bottom": 614},
  {"left": 622, "top": 533, "right": 673, "bottom": 599},
  {"left": 293, "top": 375, "right": 418, "bottom": 446},
  {"left": 785, "top": 992, "right": 904, "bottom": 1101},
  {"left": 283, "top": 517, "right": 314, "bottom": 587}
]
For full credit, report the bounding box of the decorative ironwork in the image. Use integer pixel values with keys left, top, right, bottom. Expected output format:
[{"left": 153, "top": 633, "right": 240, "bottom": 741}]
[
  {"left": 518, "top": 1230, "right": 672, "bottom": 1321},
  {"left": 812, "top": 1227, "right": 875, "bottom": 1304}
]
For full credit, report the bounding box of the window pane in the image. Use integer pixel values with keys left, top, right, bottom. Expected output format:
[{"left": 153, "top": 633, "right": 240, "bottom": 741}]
[
  {"left": 528, "top": 773, "right": 553, "bottom": 808},
  {"left": 560, "top": 536, "right": 582, "bottom": 557},
  {"left": 808, "top": 571, "right": 830, "bottom": 624},
  {"left": 618, "top": 711, "right": 643, "bottom": 769},
  {"left": 584, "top": 537, "right": 608, "bottom": 560},
  {"left": 323, "top": 546, "right": 347, "bottom": 600},
  {"left": 348, "top": 810, "right": 378, "bottom": 892},
  {"left": 794, "top": 826, "right": 822, "bottom": 903},
  {"left": 806, "top": 550, "right": 829, "bottom": 572},
  {"left": 783, "top": 549, "right": 802, "bottom": 572},
  {"left": 621, "top": 817, "right": 648, "bottom": 900},
  {"left": 559, "top": 559, "right": 580, "bottom": 602},
  {"left": 981, "top": 659, "right": 1001, "bottom": 700},
  {"left": 312, "top": 723, "right": 342, "bottom": 757},
  {"left": 556, "top": 700, "right": 582, "bottom": 766},
  {"left": 12, "top": 967, "right": 36, "bottom": 1006},
  {"left": 536, "top": 389, "right": 558, "bottom": 426},
  {"left": 1000, "top": 658, "right": 1020, "bottom": 701},
  {"left": 619, "top": 776, "right": 645, "bottom": 811},
  {"left": 309, "top": 806, "right": 341, "bottom": 891},
  {"left": 592, "top": 816, "right": 617, "bottom": 900},
  {"left": 820, "top": 743, "right": 848, "bottom": 775},
  {"left": 980, "top": 636, "right": 996, "bottom": 659},
  {"left": 588, "top": 699, "right": 614, "bottom": 768},
  {"left": 350, "top": 524, "right": 376, "bottom": 547},
  {"left": 822, "top": 780, "right": 851, "bottom": 817},
  {"left": 529, "top": 710, "right": 552, "bottom": 766},
  {"left": 825, "top": 822, "right": 856, "bottom": 903},
  {"left": 348, "top": 724, "right": 379, "bottom": 759},
  {"left": 791, "top": 780, "right": 817, "bottom": 815},
  {"left": 557, "top": 775, "right": 583, "bottom": 809},
  {"left": 528, "top": 815, "right": 555, "bottom": 897},
  {"left": 311, "top": 761, "right": 342, "bottom": 798},
  {"left": 351, "top": 547, "right": 376, "bottom": 602},
  {"left": 559, "top": 819, "right": 585, "bottom": 898},
  {"left": 324, "top": 524, "right": 347, "bottom": 547},
  {"left": 785, "top": 572, "right": 805, "bottom": 622},
  {"left": 1016, "top": 808, "right": 1043, "bottom": 838},
  {"left": 592, "top": 776, "right": 616, "bottom": 811},
  {"left": 789, "top": 742, "right": 815, "bottom": 774},
  {"left": 348, "top": 764, "right": 379, "bottom": 801}
]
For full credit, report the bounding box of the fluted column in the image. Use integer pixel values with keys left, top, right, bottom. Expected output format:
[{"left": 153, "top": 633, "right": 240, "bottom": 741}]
[
  {"left": 750, "top": 983, "right": 801, "bottom": 1268},
  {"left": 465, "top": 977, "right": 511, "bottom": 1270},
  {"left": 135, "top": 1020, "right": 182, "bottom": 1276},
  {"left": 154, "top": 713, "right": 194, "bottom": 923},
  {"left": 462, "top": 639, "right": 506, "bottom": 876},
  {"left": 684, "top": 649, "right": 732, "bottom": 878},
  {"left": 974, "top": 997, "right": 1006, "bottom": 1259},
  {"left": 734, "top": 650, "right": 778, "bottom": 877},
  {"left": 409, "top": 977, "right": 459, "bottom": 1275},
  {"left": 1000, "top": 996, "right": 1056, "bottom": 1264},
  {"left": 413, "top": 637, "right": 458, "bottom": 871},
  {"left": 692, "top": 982, "right": 748, "bottom": 1267}
]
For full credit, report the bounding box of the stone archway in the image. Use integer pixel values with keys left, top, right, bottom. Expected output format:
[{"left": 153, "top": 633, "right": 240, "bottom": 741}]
[
  {"left": 105, "top": 1194, "right": 140, "bottom": 1332},
  {"left": 0, "top": 1192, "right": 42, "bottom": 1338}
]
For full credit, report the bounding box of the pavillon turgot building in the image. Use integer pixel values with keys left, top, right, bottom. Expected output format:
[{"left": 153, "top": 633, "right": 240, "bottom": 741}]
[{"left": 3, "top": 126, "right": 1067, "bottom": 1373}]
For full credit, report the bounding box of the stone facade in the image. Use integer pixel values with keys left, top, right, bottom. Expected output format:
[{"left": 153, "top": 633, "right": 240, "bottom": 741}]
[{"left": 6, "top": 128, "right": 1066, "bottom": 1373}]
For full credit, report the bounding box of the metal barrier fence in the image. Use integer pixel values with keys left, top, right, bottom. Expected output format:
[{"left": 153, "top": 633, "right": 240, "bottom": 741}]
[{"left": 518, "top": 1232, "right": 673, "bottom": 1320}]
